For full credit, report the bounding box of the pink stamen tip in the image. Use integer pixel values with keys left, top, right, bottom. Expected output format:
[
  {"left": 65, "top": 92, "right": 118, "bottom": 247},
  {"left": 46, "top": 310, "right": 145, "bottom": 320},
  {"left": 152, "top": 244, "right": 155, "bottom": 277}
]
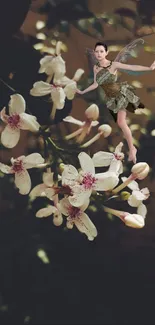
[
  {"left": 8, "top": 114, "right": 20, "bottom": 128},
  {"left": 114, "top": 153, "right": 122, "bottom": 160},
  {"left": 68, "top": 206, "right": 81, "bottom": 219},
  {"left": 12, "top": 159, "right": 24, "bottom": 173},
  {"left": 82, "top": 172, "right": 96, "bottom": 190}
]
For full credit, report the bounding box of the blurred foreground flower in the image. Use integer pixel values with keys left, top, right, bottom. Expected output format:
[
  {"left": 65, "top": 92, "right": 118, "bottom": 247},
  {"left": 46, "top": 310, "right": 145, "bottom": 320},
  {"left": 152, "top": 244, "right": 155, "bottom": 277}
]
[
  {"left": 31, "top": 41, "right": 84, "bottom": 120},
  {"left": 0, "top": 94, "right": 40, "bottom": 148}
]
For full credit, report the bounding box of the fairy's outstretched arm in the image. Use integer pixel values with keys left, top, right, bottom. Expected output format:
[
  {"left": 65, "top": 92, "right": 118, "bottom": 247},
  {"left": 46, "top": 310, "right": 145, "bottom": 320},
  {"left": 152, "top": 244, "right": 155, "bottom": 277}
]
[
  {"left": 76, "top": 66, "right": 98, "bottom": 95},
  {"left": 113, "top": 60, "right": 155, "bottom": 72}
]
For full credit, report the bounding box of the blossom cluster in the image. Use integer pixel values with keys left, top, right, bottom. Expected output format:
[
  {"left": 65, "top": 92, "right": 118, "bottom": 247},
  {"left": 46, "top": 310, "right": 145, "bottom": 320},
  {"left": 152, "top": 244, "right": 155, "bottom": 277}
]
[{"left": 0, "top": 41, "right": 151, "bottom": 241}]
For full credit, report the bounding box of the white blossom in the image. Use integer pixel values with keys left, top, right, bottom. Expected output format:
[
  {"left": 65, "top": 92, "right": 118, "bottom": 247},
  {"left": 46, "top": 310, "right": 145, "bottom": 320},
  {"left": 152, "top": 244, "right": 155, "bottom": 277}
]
[
  {"left": 92, "top": 142, "right": 124, "bottom": 175},
  {"left": 36, "top": 204, "right": 63, "bottom": 226},
  {"left": 58, "top": 197, "right": 97, "bottom": 240},
  {"left": 0, "top": 153, "right": 44, "bottom": 195},
  {"left": 39, "top": 54, "right": 66, "bottom": 79},
  {"left": 30, "top": 171, "right": 55, "bottom": 201},
  {"left": 62, "top": 152, "right": 119, "bottom": 207},
  {"left": 0, "top": 94, "right": 40, "bottom": 148}
]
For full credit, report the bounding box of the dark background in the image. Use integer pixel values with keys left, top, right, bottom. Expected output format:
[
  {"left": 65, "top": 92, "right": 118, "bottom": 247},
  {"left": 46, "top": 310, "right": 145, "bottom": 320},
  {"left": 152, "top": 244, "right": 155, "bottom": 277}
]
[{"left": 0, "top": 1, "right": 155, "bottom": 324}]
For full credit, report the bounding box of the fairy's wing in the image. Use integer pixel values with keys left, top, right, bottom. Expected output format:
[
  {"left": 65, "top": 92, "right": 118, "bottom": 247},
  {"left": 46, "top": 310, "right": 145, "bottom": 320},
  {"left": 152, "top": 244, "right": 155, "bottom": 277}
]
[
  {"left": 114, "top": 38, "right": 148, "bottom": 76},
  {"left": 114, "top": 38, "right": 144, "bottom": 63}
]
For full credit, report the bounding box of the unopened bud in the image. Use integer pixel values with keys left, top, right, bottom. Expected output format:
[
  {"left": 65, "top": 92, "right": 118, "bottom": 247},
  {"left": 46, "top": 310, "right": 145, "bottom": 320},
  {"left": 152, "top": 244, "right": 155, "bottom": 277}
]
[
  {"left": 131, "top": 162, "right": 150, "bottom": 180},
  {"left": 85, "top": 104, "right": 99, "bottom": 121},
  {"left": 59, "top": 163, "right": 65, "bottom": 173},
  {"left": 120, "top": 191, "right": 130, "bottom": 201},
  {"left": 98, "top": 124, "right": 112, "bottom": 137},
  {"left": 124, "top": 213, "right": 145, "bottom": 228}
]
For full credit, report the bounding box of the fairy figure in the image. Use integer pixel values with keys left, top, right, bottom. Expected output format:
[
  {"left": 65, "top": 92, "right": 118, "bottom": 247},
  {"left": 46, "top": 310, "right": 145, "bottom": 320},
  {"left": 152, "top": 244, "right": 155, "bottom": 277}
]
[{"left": 76, "top": 39, "right": 155, "bottom": 164}]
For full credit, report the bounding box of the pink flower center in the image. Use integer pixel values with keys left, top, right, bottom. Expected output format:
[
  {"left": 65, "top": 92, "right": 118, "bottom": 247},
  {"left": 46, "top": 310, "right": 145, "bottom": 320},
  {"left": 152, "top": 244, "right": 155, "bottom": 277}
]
[
  {"left": 68, "top": 206, "right": 81, "bottom": 219},
  {"left": 82, "top": 172, "right": 96, "bottom": 190},
  {"left": 12, "top": 160, "right": 24, "bottom": 173},
  {"left": 114, "top": 153, "right": 123, "bottom": 161},
  {"left": 8, "top": 114, "right": 20, "bottom": 128},
  {"left": 51, "top": 84, "right": 63, "bottom": 89}
]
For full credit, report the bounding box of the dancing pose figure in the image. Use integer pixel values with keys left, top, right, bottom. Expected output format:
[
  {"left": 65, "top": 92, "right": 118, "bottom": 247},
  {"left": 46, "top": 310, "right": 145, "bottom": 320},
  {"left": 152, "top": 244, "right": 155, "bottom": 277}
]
[{"left": 77, "top": 40, "right": 155, "bottom": 164}]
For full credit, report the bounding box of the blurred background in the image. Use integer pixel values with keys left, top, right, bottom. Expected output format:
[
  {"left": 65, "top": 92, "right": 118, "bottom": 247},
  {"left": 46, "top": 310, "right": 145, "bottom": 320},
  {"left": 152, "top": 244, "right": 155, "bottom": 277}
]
[{"left": 0, "top": 0, "right": 155, "bottom": 324}]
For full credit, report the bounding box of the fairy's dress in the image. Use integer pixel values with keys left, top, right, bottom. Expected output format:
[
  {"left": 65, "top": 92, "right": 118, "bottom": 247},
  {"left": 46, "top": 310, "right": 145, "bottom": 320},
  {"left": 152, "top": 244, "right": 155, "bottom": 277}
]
[{"left": 96, "top": 62, "right": 143, "bottom": 116}]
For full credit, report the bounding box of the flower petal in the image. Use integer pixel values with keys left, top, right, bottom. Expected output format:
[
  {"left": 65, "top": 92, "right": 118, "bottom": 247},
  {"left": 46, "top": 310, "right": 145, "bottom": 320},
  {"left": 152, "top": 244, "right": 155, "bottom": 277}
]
[
  {"left": 63, "top": 116, "right": 84, "bottom": 126},
  {"left": 23, "top": 153, "right": 44, "bottom": 169},
  {"left": 95, "top": 172, "right": 119, "bottom": 191},
  {"left": 69, "top": 185, "right": 91, "bottom": 207},
  {"left": 80, "top": 199, "right": 90, "bottom": 212},
  {"left": 137, "top": 203, "right": 147, "bottom": 218},
  {"left": 39, "top": 55, "right": 54, "bottom": 74},
  {"left": 64, "top": 81, "right": 76, "bottom": 100},
  {"left": 115, "top": 142, "right": 123, "bottom": 154},
  {"left": 30, "top": 81, "right": 52, "bottom": 96},
  {"left": 74, "top": 212, "right": 97, "bottom": 240},
  {"left": 51, "top": 87, "right": 66, "bottom": 109},
  {"left": 141, "top": 187, "right": 150, "bottom": 199},
  {"left": 78, "top": 152, "right": 95, "bottom": 174},
  {"left": 19, "top": 113, "right": 40, "bottom": 132},
  {"left": 9, "top": 94, "right": 25, "bottom": 115},
  {"left": 1, "top": 125, "right": 20, "bottom": 148},
  {"left": 121, "top": 177, "right": 139, "bottom": 191},
  {"left": 44, "top": 188, "right": 55, "bottom": 200},
  {"left": 92, "top": 151, "right": 113, "bottom": 167},
  {"left": 128, "top": 194, "right": 140, "bottom": 207},
  {"left": 43, "top": 172, "right": 54, "bottom": 187},
  {"left": 109, "top": 160, "right": 123, "bottom": 175},
  {"left": 62, "top": 165, "right": 79, "bottom": 186},
  {"left": 0, "top": 162, "right": 12, "bottom": 174},
  {"left": 54, "top": 75, "right": 71, "bottom": 86},
  {"left": 15, "top": 170, "right": 31, "bottom": 195},
  {"left": 58, "top": 197, "right": 71, "bottom": 216},
  {"left": 132, "top": 190, "right": 146, "bottom": 201},
  {"left": 91, "top": 121, "right": 99, "bottom": 127},
  {"left": 29, "top": 184, "right": 47, "bottom": 201},
  {"left": 36, "top": 205, "right": 57, "bottom": 218},
  {"left": 0, "top": 107, "right": 9, "bottom": 123}
]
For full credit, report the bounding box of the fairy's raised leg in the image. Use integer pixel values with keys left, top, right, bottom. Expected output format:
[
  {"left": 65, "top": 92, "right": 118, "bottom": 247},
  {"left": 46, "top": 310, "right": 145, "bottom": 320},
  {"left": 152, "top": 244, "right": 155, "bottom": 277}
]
[{"left": 117, "top": 110, "right": 137, "bottom": 164}]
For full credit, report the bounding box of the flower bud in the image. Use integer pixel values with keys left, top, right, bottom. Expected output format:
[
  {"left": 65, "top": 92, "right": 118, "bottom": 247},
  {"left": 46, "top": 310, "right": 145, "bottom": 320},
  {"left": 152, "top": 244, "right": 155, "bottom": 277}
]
[
  {"left": 98, "top": 124, "right": 112, "bottom": 137},
  {"left": 59, "top": 163, "right": 65, "bottom": 173},
  {"left": 85, "top": 104, "right": 99, "bottom": 121},
  {"left": 120, "top": 191, "right": 130, "bottom": 201},
  {"left": 131, "top": 162, "right": 150, "bottom": 180},
  {"left": 124, "top": 213, "right": 145, "bottom": 228}
]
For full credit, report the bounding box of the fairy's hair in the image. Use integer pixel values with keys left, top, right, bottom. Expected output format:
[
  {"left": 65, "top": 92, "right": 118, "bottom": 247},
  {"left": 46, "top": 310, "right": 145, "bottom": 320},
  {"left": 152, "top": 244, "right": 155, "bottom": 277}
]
[{"left": 94, "top": 42, "right": 108, "bottom": 52}]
